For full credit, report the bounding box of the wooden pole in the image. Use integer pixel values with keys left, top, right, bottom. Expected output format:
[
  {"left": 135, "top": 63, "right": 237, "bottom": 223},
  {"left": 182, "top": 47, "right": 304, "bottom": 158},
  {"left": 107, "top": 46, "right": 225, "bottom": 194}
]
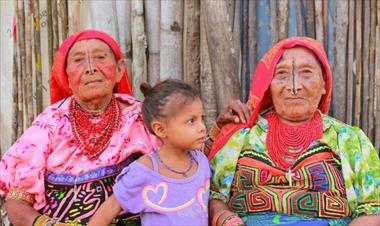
[
  {"left": 12, "top": 24, "right": 19, "bottom": 141},
  {"left": 57, "top": 0, "right": 68, "bottom": 43},
  {"left": 131, "top": 0, "right": 147, "bottom": 100},
  {"left": 241, "top": 0, "right": 249, "bottom": 101},
  {"left": 46, "top": 0, "right": 53, "bottom": 67},
  {"left": 248, "top": 0, "right": 257, "bottom": 80},
  {"left": 116, "top": 0, "right": 132, "bottom": 79},
  {"left": 67, "top": 0, "right": 81, "bottom": 35},
  {"left": 346, "top": 0, "right": 355, "bottom": 125},
  {"left": 305, "top": 0, "right": 315, "bottom": 37},
  {"left": 145, "top": 0, "right": 160, "bottom": 84},
  {"left": 368, "top": 0, "right": 377, "bottom": 141},
  {"left": 203, "top": 0, "right": 241, "bottom": 112},
  {"left": 25, "top": 0, "right": 34, "bottom": 127},
  {"left": 322, "top": 0, "right": 328, "bottom": 50},
  {"left": 16, "top": 0, "right": 25, "bottom": 136},
  {"left": 375, "top": 0, "right": 380, "bottom": 152},
  {"left": 361, "top": 0, "right": 370, "bottom": 134},
  {"left": 160, "top": 0, "right": 183, "bottom": 80},
  {"left": 354, "top": 0, "right": 363, "bottom": 127},
  {"left": 52, "top": 0, "right": 59, "bottom": 57},
  {"left": 332, "top": 0, "right": 348, "bottom": 122},
  {"left": 277, "top": 0, "right": 288, "bottom": 41},
  {"left": 33, "top": 0, "right": 43, "bottom": 115},
  {"left": 295, "top": 0, "right": 303, "bottom": 35},
  {"left": 183, "top": 0, "right": 200, "bottom": 87},
  {"left": 199, "top": 4, "right": 217, "bottom": 130},
  {"left": 270, "top": 0, "right": 278, "bottom": 46},
  {"left": 315, "top": 0, "right": 324, "bottom": 44}
]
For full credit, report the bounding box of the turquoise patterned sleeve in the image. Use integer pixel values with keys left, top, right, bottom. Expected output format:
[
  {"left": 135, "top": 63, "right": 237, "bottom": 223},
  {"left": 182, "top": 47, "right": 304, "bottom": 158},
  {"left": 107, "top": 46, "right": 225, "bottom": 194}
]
[
  {"left": 337, "top": 126, "right": 380, "bottom": 217},
  {"left": 209, "top": 128, "right": 248, "bottom": 203}
]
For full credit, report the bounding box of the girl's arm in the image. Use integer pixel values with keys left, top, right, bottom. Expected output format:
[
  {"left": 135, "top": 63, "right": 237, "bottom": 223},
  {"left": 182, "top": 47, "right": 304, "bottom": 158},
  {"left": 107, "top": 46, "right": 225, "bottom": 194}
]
[
  {"left": 5, "top": 200, "right": 40, "bottom": 226},
  {"left": 88, "top": 195, "right": 122, "bottom": 226}
]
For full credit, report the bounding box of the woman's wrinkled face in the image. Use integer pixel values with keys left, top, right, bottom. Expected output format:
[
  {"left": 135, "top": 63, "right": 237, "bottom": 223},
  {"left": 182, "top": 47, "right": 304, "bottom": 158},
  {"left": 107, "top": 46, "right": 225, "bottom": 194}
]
[
  {"left": 270, "top": 47, "right": 326, "bottom": 124},
  {"left": 66, "top": 39, "right": 124, "bottom": 103}
]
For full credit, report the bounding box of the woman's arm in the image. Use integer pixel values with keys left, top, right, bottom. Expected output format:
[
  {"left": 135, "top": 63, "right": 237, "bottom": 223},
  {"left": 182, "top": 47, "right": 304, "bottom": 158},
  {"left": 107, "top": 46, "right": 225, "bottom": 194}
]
[
  {"left": 88, "top": 195, "right": 122, "bottom": 226},
  {"left": 349, "top": 214, "right": 380, "bottom": 226},
  {"left": 5, "top": 199, "right": 40, "bottom": 226}
]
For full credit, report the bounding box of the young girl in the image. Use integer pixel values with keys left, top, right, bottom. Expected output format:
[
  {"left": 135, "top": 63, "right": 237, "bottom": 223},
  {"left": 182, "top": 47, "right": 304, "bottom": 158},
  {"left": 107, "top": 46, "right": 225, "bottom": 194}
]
[{"left": 89, "top": 79, "right": 210, "bottom": 226}]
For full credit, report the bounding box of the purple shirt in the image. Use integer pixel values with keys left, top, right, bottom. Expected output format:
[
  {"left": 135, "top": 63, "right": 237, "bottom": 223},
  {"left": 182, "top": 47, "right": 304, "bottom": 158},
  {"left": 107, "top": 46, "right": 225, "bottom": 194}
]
[{"left": 113, "top": 151, "right": 210, "bottom": 226}]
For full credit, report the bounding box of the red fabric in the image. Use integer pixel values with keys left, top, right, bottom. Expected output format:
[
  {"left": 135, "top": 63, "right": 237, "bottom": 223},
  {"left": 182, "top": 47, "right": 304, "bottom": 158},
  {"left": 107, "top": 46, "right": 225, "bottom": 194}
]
[
  {"left": 50, "top": 29, "right": 132, "bottom": 104},
  {"left": 208, "top": 37, "right": 332, "bottom": 160}
]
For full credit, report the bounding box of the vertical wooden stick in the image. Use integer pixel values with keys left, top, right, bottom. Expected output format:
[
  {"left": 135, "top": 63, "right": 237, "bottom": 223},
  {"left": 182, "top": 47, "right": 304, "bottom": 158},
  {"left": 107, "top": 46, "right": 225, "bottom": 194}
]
[
  {"left": 131, "top": 0, "right": 147, "bottom": 100},
  {"left": 200, "top": 4, "right": 217, "bottom": 129},
  {"left": 367, "top": 0, "right": 377, "bottom": 140},
  {"left": 346, "top": 0, "right": 355, "bottom": 125},
  {"left": 332, "top": 0, "right": 348, "bottom": 122},
  {"left": 361, "top": 0, "right": 370, "bottom": 134},
  {"left": 354, "top": 0, "right": 363, "bottom": 127},
  {"left": 145, "top": 0, "right": 160, "bottom": 84},
  {"left": 183, "top": 0, "right": 200, "bottom": 87}
]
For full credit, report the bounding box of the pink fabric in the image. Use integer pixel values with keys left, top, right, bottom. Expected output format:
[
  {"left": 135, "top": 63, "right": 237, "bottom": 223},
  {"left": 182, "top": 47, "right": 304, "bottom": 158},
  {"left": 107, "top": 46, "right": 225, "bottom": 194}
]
[{"left": 0, "top": 94, "right": 160, "bottom": 210}]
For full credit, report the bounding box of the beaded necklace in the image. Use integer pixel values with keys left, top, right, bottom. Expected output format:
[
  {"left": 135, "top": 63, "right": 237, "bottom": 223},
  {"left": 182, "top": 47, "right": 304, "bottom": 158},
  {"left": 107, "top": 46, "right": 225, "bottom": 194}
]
[
  {"left": 154, "top": 151, "right": 196, "bottom": 177},
  {"left": 266, "top": 111, "right": 323, "bottom": 170},
  {"left": 68, "top": 96, "right": 121, "bottom": 159}
]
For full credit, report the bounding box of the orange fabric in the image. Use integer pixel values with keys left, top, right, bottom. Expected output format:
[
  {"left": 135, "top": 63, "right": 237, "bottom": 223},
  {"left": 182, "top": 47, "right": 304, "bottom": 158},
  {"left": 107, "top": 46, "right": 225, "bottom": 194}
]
[
  {"left": 50, "top": 29, "right": 132, "bottom": 104},
  {"left": 208, "top": 37, "right": 332, "bottom": 160}
]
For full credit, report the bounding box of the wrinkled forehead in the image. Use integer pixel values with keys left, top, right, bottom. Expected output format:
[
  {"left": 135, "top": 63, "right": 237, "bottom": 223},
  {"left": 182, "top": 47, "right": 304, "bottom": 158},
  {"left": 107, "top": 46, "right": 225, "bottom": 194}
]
[
  {"left": 67, "top": 38, "right": 115, "bottom": 58},
  {"left": 277, "top": 46, "right": 324, "bottom": 69}
]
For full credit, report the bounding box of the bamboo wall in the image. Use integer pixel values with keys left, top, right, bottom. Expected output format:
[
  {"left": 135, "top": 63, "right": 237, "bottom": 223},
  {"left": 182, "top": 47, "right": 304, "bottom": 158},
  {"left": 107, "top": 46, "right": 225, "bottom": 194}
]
[{"left": 0, "top": 0, "right": 379, "bottom": 157}]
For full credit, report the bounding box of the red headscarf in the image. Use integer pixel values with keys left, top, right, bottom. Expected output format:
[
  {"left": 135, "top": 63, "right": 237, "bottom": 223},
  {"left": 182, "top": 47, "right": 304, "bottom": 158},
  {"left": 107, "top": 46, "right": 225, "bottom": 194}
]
[
  {"left": 208, "top": 36, "right": 332, "bottom": 160},
  {"left": 50, "top": 29, "right": 133, "bottom": 104}
]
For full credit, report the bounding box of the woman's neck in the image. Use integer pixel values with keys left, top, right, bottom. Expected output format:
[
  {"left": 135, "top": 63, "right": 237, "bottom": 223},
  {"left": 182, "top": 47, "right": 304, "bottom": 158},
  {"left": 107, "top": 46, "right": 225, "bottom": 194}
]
[
  {"left": 271, "top": 111, "right": 318, "bottom": 126},
  {"left": 75, "top": 95, "right": 113, "bottom": 113}
]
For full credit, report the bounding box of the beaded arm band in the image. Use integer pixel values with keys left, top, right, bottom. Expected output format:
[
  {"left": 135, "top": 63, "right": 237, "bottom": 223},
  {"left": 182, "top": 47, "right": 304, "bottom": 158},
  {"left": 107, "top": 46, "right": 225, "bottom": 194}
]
[
  {"left": 5, "top": 189, "right": 35, "bottom": 206},
  {"left": 33, "top": 215, "right": 67, "bottom": 226},
  {"left": 211, "top": 209, "right": 230, "bottom": 226},
  {"left": 221, "top": 214, "right": 245, "bottom": 226}
]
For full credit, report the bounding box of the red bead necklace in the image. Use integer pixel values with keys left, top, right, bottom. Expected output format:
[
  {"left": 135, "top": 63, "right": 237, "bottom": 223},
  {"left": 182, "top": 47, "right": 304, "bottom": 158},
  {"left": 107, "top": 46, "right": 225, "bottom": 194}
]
[
  {"left": 266, "top": 111, "right": 323, "bottom": 170},
  {"left": 68, "top": 96, "right": 121, "bottom": 159}
]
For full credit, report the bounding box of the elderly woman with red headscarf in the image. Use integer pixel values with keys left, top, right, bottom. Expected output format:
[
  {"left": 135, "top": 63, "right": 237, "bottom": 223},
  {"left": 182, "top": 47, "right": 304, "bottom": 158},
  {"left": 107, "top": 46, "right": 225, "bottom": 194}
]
[
  {"left": 208, "top": 37, "right": 380, "bottom": 226},
  {"left": 0, "top": 30, "right": 160, "bottom": 225}
]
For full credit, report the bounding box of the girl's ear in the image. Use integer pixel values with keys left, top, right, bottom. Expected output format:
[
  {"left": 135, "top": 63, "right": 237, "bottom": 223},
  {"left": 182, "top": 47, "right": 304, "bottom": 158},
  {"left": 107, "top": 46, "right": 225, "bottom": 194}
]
[{"left": 151, "top": 120, "right": 167, "bottom": 139}]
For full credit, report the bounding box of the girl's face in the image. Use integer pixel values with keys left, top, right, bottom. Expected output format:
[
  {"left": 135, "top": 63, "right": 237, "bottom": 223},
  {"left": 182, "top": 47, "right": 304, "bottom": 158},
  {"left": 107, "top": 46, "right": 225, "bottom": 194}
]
[{"left": 162, "top": 97, "right": 207, "bottom": 151}]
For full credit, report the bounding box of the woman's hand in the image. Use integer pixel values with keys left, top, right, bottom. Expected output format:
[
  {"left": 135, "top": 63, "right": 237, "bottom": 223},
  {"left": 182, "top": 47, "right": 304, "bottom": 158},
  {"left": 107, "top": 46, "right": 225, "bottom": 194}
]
[
  {"left": 210, "top": 199, "right": 245, "bottom": 226},
  {"left": 216, "top": 210, "right": 245, "bottom": 226},
  {"left": 216, "top": 100, "right": 251, "bottom": 128},
  {"left": 349, "top": 214, "right": 380, "bottom": 226}
]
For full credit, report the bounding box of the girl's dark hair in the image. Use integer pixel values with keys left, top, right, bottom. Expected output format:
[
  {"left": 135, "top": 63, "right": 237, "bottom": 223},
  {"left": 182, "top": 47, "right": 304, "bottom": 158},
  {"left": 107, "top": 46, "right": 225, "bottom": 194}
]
[{"left": 140, "top": 79, "right": 200, "bottom": 134}]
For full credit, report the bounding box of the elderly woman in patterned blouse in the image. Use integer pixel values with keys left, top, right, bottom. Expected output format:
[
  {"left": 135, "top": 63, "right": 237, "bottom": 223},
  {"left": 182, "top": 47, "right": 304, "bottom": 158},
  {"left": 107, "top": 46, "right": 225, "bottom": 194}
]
[{"left": 208, "top": 37, "right": 379, "bottom": 226}]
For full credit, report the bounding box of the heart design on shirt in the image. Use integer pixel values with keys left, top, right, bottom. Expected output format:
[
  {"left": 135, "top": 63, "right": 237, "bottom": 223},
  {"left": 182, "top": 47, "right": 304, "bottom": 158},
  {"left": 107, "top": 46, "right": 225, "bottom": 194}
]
[
  {"left": 143, "top": 182, "right": 168, "bottom": 204},
  {"left": 197, "top": 179, "right": 210, "bottom": 211},
  {"left": 142, "top": 182, "right": 195, "bottom": 212}
]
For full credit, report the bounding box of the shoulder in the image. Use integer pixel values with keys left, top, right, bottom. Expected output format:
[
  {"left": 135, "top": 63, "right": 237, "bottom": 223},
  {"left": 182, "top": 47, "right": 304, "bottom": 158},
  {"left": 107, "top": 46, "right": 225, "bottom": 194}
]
[
  {"left": 322, "top": 114, "right": 363, "bottom": 136},
  {"left": 137, "top": 154, "right": 154, "bottom": 170},
  {"left": 28, "top": 98, "right": 70, "bottom": 130}
]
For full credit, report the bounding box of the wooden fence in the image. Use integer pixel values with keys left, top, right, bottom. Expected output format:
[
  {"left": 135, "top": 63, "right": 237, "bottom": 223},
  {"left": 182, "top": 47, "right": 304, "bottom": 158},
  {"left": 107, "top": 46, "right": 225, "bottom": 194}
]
[{"left": 0, "top": 0, "right": 379, "bottom": 156}]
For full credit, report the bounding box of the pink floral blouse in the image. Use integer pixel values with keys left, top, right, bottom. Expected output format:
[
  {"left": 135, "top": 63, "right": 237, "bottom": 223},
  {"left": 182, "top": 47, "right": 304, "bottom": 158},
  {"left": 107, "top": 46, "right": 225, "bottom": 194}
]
[{"left": 0, "top": 94, "right": 160, "bottom": 210}]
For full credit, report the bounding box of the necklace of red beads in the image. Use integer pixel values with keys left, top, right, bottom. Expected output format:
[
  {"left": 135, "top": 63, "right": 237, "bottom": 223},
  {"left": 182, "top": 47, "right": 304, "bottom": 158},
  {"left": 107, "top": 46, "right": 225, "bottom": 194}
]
[
  {"left": 266, "top": 111, "right": 323, "bottom": 170},
  {"left": 68, "top": 96, "right": 121, "bottom": 160}
]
